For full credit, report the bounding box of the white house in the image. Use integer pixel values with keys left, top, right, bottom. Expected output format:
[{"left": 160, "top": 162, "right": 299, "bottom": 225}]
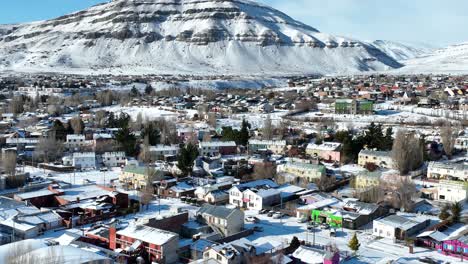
[
  {"left": 373, "top": 215, "right": 430, "bottom": 240},
  {"left": 66, "top": 134, "right": 86, "bottom": 148},
  {"left": 72, "top": 152, "right": 96, "bottom": 169},
  {"left": 102, "top": 152, "right": 127, "bottom": 167},
  {"left": 242, "top": 188, "right": 280, "bottom": 211},
  {"left": 228, "top": 179, "right": 279, "bottom": 208},
  {"left": 149, "top": 145, "right": 180, "bottom": 159},
  {"left": 436, "top": 180, "right": 467, "bottom": 202},
  {"left": 427, "top": 162, "right": 467, "bottom": 182}
]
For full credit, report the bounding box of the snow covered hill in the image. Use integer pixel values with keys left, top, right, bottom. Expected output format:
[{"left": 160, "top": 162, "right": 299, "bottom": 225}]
[
  {"left": 0, "top": 0, "right": 402, "bottom": 75},
  {"left": 369, "top": 40, "right": 433, "bottom": 61},
  {"left": 397, "top": 42, "right": 468, "bottom": 74}
]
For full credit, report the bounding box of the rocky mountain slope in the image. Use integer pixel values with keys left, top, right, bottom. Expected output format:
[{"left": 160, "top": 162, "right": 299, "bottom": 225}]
[{"left": 0, "top": 0, "right": 402, "bottom": 75}]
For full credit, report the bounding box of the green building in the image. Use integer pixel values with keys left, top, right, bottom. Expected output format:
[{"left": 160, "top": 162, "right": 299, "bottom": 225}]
[{"left": 335, "top": 99, "right": 373, "bottom": 115}]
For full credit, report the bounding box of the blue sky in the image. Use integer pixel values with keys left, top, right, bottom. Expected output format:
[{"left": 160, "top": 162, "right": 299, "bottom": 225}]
[{"left": 2, "top": 0, "right": 468, "bottom": 47}]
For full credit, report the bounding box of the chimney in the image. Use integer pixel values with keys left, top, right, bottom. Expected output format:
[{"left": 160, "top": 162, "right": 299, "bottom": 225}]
[{"left": 109, "top": 225, "right": 117, "bottom": 250}]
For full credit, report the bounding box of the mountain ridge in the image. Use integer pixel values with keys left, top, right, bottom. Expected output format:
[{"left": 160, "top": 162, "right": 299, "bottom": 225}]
[{"left": 0, "top": 0, "right": 402, "bottom": 75}]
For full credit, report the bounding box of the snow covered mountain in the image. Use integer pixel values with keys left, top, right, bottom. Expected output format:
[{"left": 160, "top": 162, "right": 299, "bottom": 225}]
[
  {"left": 369, "top": 40, "right": 433, "bottom": 61},
  {"left": 397, "top": 42, "right": 468, "bottom": 74},
  {"left": 0, "top": 0, "right": 402, "bottom": 75}
]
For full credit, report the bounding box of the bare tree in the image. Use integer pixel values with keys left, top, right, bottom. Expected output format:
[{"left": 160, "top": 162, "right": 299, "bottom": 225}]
[
  {"left": 440, "top": 123, "right": 456, "bottom": 159},
  {"left": 316, "top": 174, "right": 336, "bottom": 191},
  {"left": 70, "top": 116, "right": 85, "bottom": 134},
  {"left": 94, "top": 110, "right": 106, "bottom": 128},
  {"left": 207, "top": 112, "right": 217, "bottom": 127},
  {"left": 262, "top": 115, "right": 274, "bottom": 140},
  {"left": 2, "top": 152, "right": 17, "bottom": 176},
  {"left": 34, "top": 137, "right": 64, "bottom": 163},
  {"left": 140, "top": 168, "right": 162, "bottom": 210},
  {"left": 250, "top": 162, "right": 277, "bottom": 180},
  {"left": 392, "top": 130, "right": 423, "bottom": 175},
  {"left": 9, "top": 96, "right": 24, "bottom": 115}
]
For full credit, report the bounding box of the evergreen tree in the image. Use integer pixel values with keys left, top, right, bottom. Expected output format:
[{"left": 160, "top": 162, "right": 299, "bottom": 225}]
[
  {"left": 130, "top": 85, "right": 139, "bottom": 97},
  {"left": 383, "top": 127, "right": 394, "bottom": 151},
  {"left": 450, "top": 201, "right": 462, "bottom": 223},
  {"left": 239, "top": 119, "right": 251, "bottom": 146},
  {"left": 144, "top": 84, "right": 154, "bottom": 95},
  {"left": 348, "top": 233, "right": 360, "bottom": 254},
  {"left": 51, "top": 120, "right": 67, "bottom": 141},
  {"left": 141, "top": 122, "right": 161, "bottom": 146},
  {"left": 177, "top": 143, "right": 199, "bottom": 177},
  {"left": 116, "top": 125, "right": 137, "bottom": 156},
  {"left": 439, "top": 204, "right": 450, "bottom": 220}
]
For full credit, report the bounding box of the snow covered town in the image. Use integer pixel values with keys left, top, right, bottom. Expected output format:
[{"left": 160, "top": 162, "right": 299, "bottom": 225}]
[{"left": 0, "top": 73, "right": 465, "bottom": 264}]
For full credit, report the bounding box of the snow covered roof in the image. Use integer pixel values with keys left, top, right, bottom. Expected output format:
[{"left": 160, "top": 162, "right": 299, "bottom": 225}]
[
  {"left": 200, "top": 141, "right": 236, "bottom": 148},
  {"left": 15, "top": 189, "right": 55, "bottom": 200},
  {"left": 292, "top": 246, "right": 326, "bottom": 264},
  {"left": 117, "top": 224, "right": 177, "bottom": 245},
  {"left": 417, "top": 230, "right": 447, "bottom": 242},
  {"left": 306, "top": 142, "right": 341, "bottom": 151},
  {"left": 198, "top": 204, "right": 241, "bottom": 220},
  {"left": 248, "top": 139, "right": 286, "bottom": 146},
  {"left": 375, "top": 215, "right": 426, "bottom": 230}
]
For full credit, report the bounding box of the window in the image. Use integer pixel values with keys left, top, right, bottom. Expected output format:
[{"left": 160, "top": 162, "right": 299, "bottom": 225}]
[{"left": 217, "top": 254, "right": 222, "bottom": 261}]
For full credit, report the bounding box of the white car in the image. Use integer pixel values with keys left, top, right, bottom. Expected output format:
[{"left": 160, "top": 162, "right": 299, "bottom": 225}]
[{"left": 245, "top": 216, "right": 260, "bottom": 223}]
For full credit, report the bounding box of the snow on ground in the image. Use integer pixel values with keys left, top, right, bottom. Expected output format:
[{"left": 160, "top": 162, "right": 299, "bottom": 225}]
[
  {"left": 24, "top": 166, "right": 120, "bottom": 186},
  {"left": 98, "top": 105, "right": 179, "bottom": 121},
  {"left": 218, "top": 110, "right": 290, "bottom": 129}
]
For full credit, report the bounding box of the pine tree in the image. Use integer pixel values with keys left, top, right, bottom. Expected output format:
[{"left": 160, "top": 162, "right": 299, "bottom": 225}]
[
  {"left": 144, "top": 84, "right": 154, "bottom": 95},
  {"left": 439, "top": 204, "right": 450, "bottom": 220},
  {"left": 177, "top": 143, "right": 199, "bottom": 177},
  {"left": 348, "top": 233, "right": 360, "bottom": 254},
  {"left": 450, "top": 201, "right": 462, "bottom": 223},
  {"left": 239, "top": 119, "right": 251, "bottom": 146},
  {"left": 141, "top": 122, "right": 161, "bottom": 146},
  {"left": 116, "top": 125, "right": 137, "bottom": 157}
]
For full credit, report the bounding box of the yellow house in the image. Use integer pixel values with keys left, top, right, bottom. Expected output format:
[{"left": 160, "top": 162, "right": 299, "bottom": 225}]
[
  {"left": 278, "top": 160, "right": 326, "bottom": 182},
  {"left": 119, "top": 166, "right": 150, "bottom": 189},
  {"left": 354, "top": 170, "right": 382, "bottom": 190}
]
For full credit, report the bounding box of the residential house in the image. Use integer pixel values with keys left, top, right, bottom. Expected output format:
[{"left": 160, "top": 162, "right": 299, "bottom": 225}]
[
  {"left": 292, "top": 245, "right": 340, "bottom": 264},
  {"left": 372, "top": 215, "right": 431, "bottom": 240},
  {"left": 229, "top": 179, "right": 279, "bottom": 208},
  {"left": 102, "top": 152, "right": 127, "bottom": 167},
  {"left": 110, "top": 224, "right": 179, "bottom": 264},
  {"left": 202, "top": 238, "right": 276, "bottom": 264},
  {"left": 149, "top": 145, "right": 180, "bottom": 160},
  {"left": 199, "top": 141, "right": 237, "bottom": 157},
  {"left": 119, "top": 165, "right": 149, "bottom": 189},
  {"left": 354, "top": 170, "right": 382, "bottom": 190},
  {"left": 440, "top": 225, "right": 468, "bottom": 260},
  {"left": 72, "top": 152, "right": 96, "bottom": 169},
  {"left": 196, "top": 204, "right": 244, "bottom": 237},
  {"left": 277, "top": 160, "right": 326, "bottom": 182},
  {"left": 306, "top": 142, "right": 342, "bottom": 163},
  {"left": 358, "top": 150, "right": 393, "bottom": 169},
  {"left": 248, "top": 139, "right": 287, "bottom": 155},
  {"left": 334, "top": 99, "right": 373, "bottom": 115},
  {"left": 341, "top": 200, "right": 388, "bottom": 230},
  {"left": 436, "top": 180, "right": 467, "bottom": 202},
  {"left": 427, "top": 162, "right": 467, "bottom": 182},
  {"left": 242, "top": 188, "right": 281, "bottom": 211},
  {"left": 65, "top": 134, "right": 89, "bottom": 150}
]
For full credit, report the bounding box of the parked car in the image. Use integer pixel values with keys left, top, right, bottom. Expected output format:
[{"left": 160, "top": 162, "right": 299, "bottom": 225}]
[
  {"left": 320, "top": 223, "right": 330, "bottom": 230},
  {"left": 259, "top": 209, "right": 269, "bottom": 214},
  {"left": 272, "top": 212, "right": 283, "bottom": 219},
  {"left": 246, "top": 216, "right": 260, "bottom": 223},
  {"left": 297, "top": 217, "right": 308, "bottom": 223},
  {"left": 329, "top": 229, "right": 336, "bottom": 237},
  {"left": 267, "top": 211, "right": 275, "bottom": 217}
]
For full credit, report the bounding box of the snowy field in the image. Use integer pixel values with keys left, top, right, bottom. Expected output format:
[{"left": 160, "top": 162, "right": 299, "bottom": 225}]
[{"left": 25, "top": 166, "right": 121, "bottom": 186}]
